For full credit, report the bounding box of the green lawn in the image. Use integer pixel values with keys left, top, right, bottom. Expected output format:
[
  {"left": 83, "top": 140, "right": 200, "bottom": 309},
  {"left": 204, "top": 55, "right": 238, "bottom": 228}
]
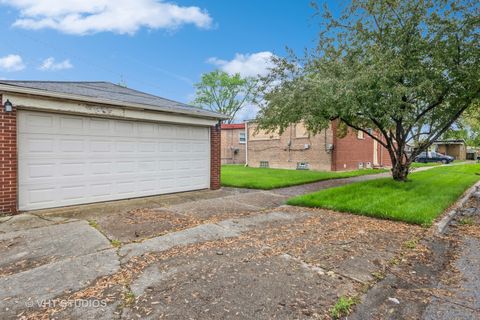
[
  {"left": 411, "top": 160, "right": 467, "bottom": 168},
  {"left": 287, "top": 164, "right": 480, "bottom": 226},
  {"left": 410, "top": 162, "right": 442, "bottom": 168},
  {"left": 221, "top": 165, "right": 387, "bottom": 189}
]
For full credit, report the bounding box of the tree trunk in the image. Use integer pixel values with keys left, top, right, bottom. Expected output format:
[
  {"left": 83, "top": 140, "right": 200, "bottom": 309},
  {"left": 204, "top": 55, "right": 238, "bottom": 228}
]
[
  {"left": 392, "top": 162, "right": 410, "bottom": 181},
  {"left": 387, "top": 136, "right": 411, "bottom": 182}
]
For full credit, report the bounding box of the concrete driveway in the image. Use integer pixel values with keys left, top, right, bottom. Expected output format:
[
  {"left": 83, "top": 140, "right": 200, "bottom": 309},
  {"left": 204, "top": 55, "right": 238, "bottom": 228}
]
[{"left": 0, "top": 183, "right": 422, "bottom": 319}]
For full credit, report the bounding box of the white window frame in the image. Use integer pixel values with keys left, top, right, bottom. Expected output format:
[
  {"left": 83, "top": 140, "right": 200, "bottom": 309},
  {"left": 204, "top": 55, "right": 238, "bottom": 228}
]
[{"left": 239, "top": 132, "right": 246, "bottom": 144}]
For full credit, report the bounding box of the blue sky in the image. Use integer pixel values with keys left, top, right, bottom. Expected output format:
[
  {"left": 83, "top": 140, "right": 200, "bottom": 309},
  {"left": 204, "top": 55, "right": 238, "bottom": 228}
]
[{"left": 0, "top": 0, "right": 340, "bottom": 120}]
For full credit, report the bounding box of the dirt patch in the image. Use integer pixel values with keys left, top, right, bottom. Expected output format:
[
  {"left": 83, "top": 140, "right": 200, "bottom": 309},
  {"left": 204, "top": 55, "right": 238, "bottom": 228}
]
[
  {"left": 96, "top": 207, "right": 261, "bottom": 243},
  {"left": 248, "top": 207, "right": 422, "bottom": 283},
  {"left": 97, "top": 208, "right": 201, "bottom": 242}
]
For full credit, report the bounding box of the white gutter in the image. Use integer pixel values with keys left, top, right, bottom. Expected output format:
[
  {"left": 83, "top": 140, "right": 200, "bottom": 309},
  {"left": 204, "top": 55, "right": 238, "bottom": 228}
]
[{"left": 245, "top": 121, "right": 249, "bottom": 167}]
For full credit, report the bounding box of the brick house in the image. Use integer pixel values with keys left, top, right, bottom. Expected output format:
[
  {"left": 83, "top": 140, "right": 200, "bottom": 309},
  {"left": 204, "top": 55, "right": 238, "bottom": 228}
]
[
  {"left": 221, "top": 123, "right": 246, "bottom": 164},
  {"left": 246, "top": 120, "right": 392, "bottom": 171},
  {"left": 0, "top": 81, "right": 226, "bottom": 215}
]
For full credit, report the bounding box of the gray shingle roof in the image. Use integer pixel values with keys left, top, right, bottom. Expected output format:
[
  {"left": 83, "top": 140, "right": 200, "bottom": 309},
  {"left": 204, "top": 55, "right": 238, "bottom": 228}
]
[{"left": 0, "top": 81, "right": 227, "bottom": 119}]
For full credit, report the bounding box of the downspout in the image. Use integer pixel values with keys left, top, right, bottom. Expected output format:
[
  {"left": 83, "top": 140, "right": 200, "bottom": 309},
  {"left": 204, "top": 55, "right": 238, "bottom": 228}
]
[
  {"left": 244, "top": 121, "right": 248, "bottom": 167},
  {"left": 331, "top": 120, "right": 337, "bottom": 171},
  {"left": 380, "top": 135, "right": 384, "bottom": 167}
]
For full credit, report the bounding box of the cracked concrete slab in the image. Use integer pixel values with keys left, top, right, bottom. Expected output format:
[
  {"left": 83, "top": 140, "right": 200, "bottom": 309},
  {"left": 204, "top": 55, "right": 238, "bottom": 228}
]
[
  {"left": 0, "top": 249, "right": 120, "bottom": 317},
  {"left": 0, "top": 213, "right": 74, "bottom": 234},
  {"left": 167, "top": 190, "right": 287, "bottom": 219},
  {"left": 0, "top": 220, "right": 112, "bottom": 273},
  {"left": 216, "top": 210, "right": 309, "bottom": 233},
  {"left": 122, "top": 245, "right": 357, "bottom": 319},
  {"left": 130, "top": 264, "right": 191, "bottom": 298},
  {"left": 119, "top": 223, "right": 239, "bottom": 263},
  {"left": 119, "top": 210, "right": 309, "bottom": 263},
  {"left": 37, "top": 188, "right": 254, "bottom": 221},
  {"left": 59, "top": 301, "right": 122, "bottom": 320}
]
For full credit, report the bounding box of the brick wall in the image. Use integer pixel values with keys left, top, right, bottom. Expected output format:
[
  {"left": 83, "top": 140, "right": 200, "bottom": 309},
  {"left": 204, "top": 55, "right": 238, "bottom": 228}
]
[
  {"left": 0, "top": 96, "right": 17, "bottom": 214},
  {"left": 247, "top": 123, "right": 334, "bottom": 171},
  {"left": 210, "top": 124, "right": 221, "bottom": 190},
  {"left": 332, "top": 120, "right": 392, "bottom": 171},
  {"left": 379, "top": 143, "right": 393, "bottom": 166},
  {"left": 221, "top": 127, "right": 246, "bottom": 164}
]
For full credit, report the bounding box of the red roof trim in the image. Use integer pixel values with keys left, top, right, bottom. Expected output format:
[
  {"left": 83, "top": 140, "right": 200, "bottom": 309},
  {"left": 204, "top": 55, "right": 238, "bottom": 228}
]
[{"left": 221, "top": 123, "right": 245, "bottom": 129}]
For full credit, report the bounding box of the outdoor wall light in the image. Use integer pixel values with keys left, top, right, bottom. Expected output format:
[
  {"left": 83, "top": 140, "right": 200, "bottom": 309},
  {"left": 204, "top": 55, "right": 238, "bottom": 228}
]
[{"left": 4, "top": 99, "right": 13, "bottom": 112}]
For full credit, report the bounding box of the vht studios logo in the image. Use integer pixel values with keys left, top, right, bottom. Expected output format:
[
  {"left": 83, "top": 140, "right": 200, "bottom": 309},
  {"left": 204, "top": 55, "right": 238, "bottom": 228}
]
[{"left": 25, "top": 299, "right": 107, "bottom": 308}]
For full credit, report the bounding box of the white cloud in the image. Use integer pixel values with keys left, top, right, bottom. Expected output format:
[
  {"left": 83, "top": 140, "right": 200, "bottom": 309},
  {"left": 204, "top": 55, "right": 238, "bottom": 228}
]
[
  {"left": 0, "top": 54, "right": 26, "bottom": 71},
  {"left": 207, "top": 51, "right": 275, "bottom": 78},
  {"left": 1, "top": 0, "right": 213, "bottom": 35},
  {"left": 39, "top": 57, "right": 73, "bottom": 71},
  {"left": 235, "top": 104, "right": 259, "bottom": 122}
]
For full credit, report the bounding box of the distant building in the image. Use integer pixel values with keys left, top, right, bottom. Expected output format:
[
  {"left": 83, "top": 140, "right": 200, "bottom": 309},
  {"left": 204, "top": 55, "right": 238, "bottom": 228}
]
[
  {"left": 245, "top": 120, "right": 392, "bottom": 171},
  {"left": 432, "top": 139, "right": 467, "bottom": 160},
  {"left": 466, "top": 147, "right": 478, "bottom": 160},
  {"left": 221, "top": 123, "right": 246, "bottom": 164}
]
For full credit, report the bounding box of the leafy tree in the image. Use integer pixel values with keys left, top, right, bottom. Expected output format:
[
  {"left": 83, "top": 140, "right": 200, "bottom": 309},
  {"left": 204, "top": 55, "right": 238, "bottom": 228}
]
[
  {"left": 193, "top": 70, "right": 256, "bottom": 123},
  {"left": 256, "top": 0, "right": 479, "bottom": 181},
  {"left": 443, "top": 106, "right": 480, "bottom": 146}
]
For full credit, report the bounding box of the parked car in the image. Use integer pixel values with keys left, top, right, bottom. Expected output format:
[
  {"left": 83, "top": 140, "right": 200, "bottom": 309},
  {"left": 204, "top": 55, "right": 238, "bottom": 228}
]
[{"left": 415, "top": 151, "right": 454, "bottom": 164}]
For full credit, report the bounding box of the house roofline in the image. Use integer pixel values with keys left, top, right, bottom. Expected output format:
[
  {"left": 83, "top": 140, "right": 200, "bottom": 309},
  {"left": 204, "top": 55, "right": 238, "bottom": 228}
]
[
  {"left": 221, "top": 123, "right": 245, "bottom": 130},
  {"left": 0, "top": 83, "right": 229, "bottom": 121}
]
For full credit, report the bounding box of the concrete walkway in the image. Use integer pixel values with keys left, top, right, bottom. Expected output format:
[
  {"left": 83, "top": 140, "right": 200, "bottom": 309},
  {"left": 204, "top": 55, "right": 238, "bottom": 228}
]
[
  {"left": 271, "top": 171, "right": 391, "bottom": 196},
  {"left": 271, "top": 164, "right": 440, "bottom": 196}
]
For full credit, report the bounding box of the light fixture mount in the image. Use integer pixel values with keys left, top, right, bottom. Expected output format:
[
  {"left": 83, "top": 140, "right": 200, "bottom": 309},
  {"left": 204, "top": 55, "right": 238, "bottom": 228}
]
[{"left": 4, "top": 99, "right": 13, "bottom": 112}]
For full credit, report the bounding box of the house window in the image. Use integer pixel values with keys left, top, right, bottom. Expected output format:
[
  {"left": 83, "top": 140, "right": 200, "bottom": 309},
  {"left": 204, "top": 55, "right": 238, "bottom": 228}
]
[
  {"left": 239, "top": 132, "right": 246, "bottom": 144},
  {"left": 357, "top": 130, "right": 364, "bottom": 139},
  {"left": 296, "top": 162, "right": 309, "bottom": 170}
]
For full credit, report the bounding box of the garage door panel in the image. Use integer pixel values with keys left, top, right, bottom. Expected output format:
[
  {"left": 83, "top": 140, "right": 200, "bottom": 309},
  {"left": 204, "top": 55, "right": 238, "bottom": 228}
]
[
  {"left": 18, "top": 112, "right": 55, "bottom": 134},
  {"left": 59, "top": 115, "right": 85, "bottom": 133},
  {"left": 60, "top": 162, "right": 86, "bottom": 177},
  {"left": 59, "top": 139, "right": 85, "bottom": 153},
  {"left": 61, "top": 185, "right": 88, "bottom": 200},
  {"left": 23, "top": 137, "right": 56, "bottom": 153},
  {"left": 89, "top": 118, "right": 111, "bottom": 133},
  {"left": 18, "top": 111, "right": 210, "bottom": 210},
  {"left": 90, "top": 183, "right": 113, "bottom": 197}
]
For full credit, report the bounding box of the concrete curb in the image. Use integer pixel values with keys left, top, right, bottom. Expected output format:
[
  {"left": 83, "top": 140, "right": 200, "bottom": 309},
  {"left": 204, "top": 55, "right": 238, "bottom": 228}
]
[{"left": 435, "top": 181, "right": 480, "bottom": 235}]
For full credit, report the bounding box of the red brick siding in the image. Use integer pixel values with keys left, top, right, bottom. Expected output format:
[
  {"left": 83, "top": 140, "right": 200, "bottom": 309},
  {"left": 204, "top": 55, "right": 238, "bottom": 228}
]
[
  {"left": 0, "top": 96, "right": 18, "bottom": 214},
  {"left": 379, "top": 144, "right": 393, "bottom": 166},
  {"left": 210, "top": 124, "right": 221, "bottom": 190},
  {"left": 332, "top": 120, "right": 392, "bottom": 171},
  {"left": 221, "top": 128, "right": 246, "bottom": 164}
]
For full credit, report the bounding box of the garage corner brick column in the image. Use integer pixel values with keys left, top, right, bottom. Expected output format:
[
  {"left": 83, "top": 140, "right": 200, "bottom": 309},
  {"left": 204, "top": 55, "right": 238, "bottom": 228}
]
[
  {"left": 210, "top": 124, "right": 221, "bottom": 190},
  {"left": 0, "top": 96, "right": 18, "bottom": 214}
]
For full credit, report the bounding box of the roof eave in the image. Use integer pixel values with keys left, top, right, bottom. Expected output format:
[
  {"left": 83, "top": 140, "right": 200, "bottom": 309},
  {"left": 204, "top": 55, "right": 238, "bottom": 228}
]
[{"left": 0, "top": 83, "right": 229, "bottom": 120}]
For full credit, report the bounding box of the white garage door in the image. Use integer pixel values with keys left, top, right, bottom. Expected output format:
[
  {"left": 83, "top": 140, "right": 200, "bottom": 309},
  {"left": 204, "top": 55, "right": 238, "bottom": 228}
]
[{"left": 18, "top": 111, "right": 210, "bottom": 210}]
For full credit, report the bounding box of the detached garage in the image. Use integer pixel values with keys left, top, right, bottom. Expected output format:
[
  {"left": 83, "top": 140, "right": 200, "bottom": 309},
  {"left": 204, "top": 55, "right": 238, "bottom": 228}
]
[{"left": 0, "top": 81, "right": 226, "bottom": 213}]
